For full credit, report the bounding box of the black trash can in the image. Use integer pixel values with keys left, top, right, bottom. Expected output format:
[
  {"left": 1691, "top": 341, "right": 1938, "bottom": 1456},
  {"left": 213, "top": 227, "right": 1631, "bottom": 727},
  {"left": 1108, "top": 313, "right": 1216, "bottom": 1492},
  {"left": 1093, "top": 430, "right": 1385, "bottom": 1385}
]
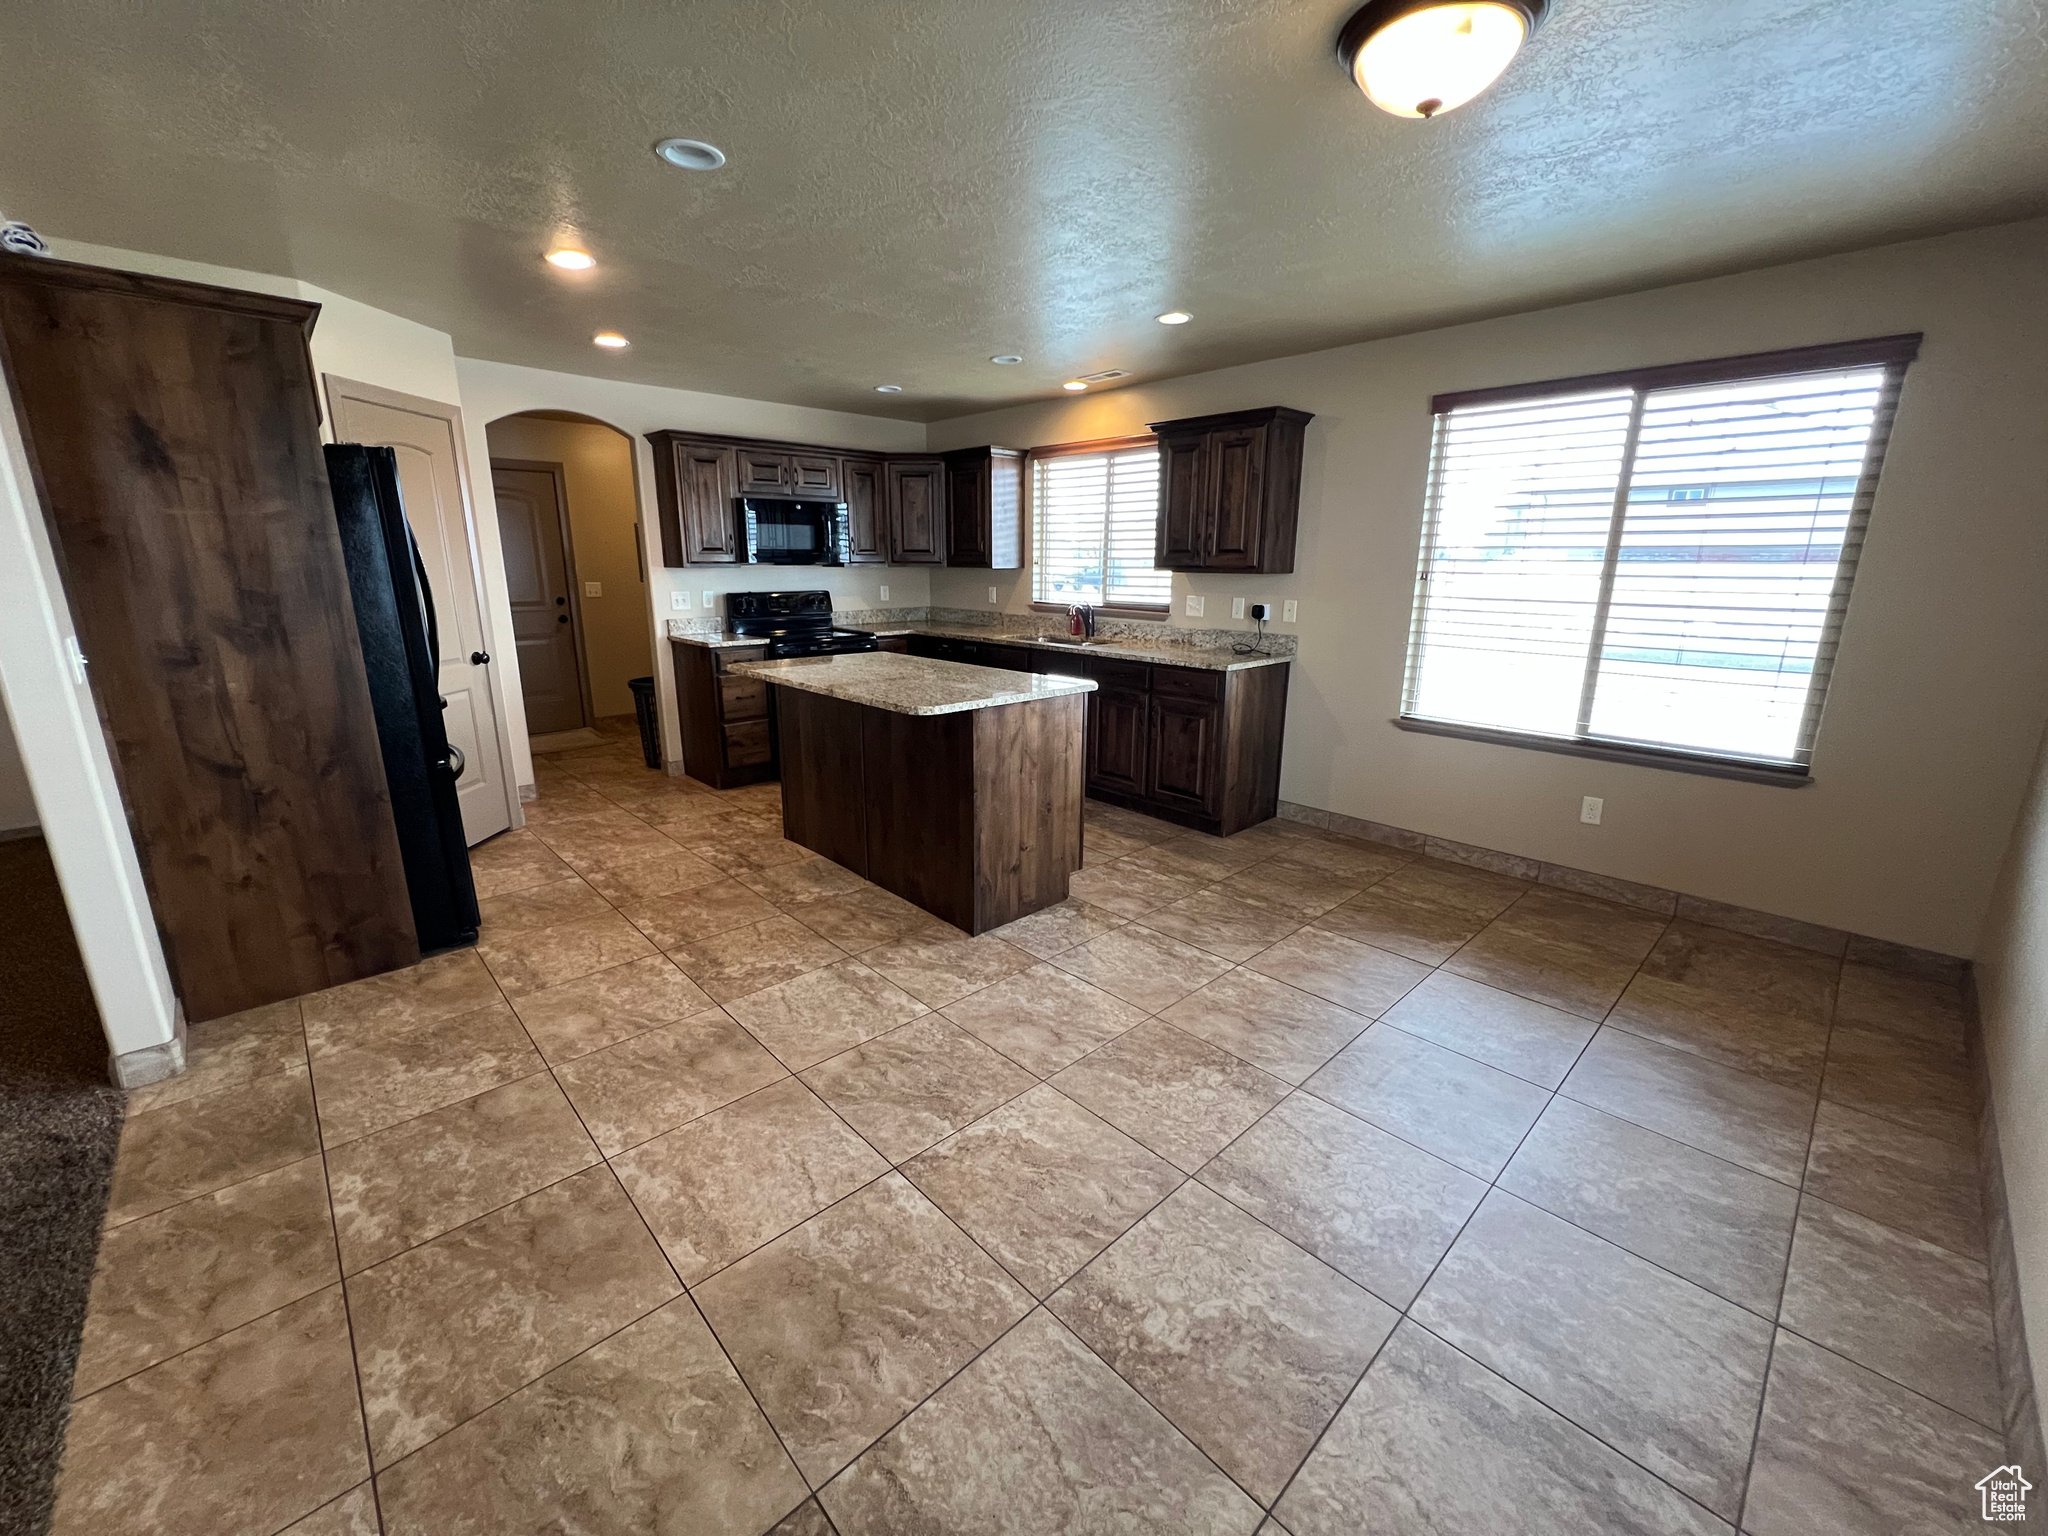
[{"left": 628, "top": 675, "right": 661, "bottom": 769}]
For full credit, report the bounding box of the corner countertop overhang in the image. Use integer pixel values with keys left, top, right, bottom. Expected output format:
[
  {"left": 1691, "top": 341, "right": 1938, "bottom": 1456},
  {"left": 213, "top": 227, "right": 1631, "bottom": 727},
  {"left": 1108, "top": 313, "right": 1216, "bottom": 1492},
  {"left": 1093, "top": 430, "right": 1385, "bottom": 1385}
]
[{"left": 727, "top": 652, "right": 1097, "bottom": 717}]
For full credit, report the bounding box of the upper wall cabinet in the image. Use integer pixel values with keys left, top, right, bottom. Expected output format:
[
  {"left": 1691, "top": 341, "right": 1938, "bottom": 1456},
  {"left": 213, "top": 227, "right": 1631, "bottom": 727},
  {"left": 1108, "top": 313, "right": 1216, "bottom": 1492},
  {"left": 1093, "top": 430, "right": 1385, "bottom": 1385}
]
[
  {"left": 885, "top": 458, "right": 947, "bottom": 565},
  {"left": 649, "top": 433, "right": 741, "bottom": 565},
  {"left": 841, "top": 456, "right": 887, "bottom": 564},
  {"left": 942, "top": 445, "right": 1024, "bottom": 569},
  {"left": 1148, "top": 406, "right": 1313, "bottom": 573}
]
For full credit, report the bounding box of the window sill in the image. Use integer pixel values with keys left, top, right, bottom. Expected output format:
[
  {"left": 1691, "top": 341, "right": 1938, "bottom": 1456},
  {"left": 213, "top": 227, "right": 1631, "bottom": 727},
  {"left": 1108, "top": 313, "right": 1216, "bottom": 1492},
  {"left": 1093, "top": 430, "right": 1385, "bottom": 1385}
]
[
  {"left": 1392, "top": 716, "right": 1812, "bottom": 787},
  {"left": 1028, "top": 601, "right": 1169, "bottom": 621}
]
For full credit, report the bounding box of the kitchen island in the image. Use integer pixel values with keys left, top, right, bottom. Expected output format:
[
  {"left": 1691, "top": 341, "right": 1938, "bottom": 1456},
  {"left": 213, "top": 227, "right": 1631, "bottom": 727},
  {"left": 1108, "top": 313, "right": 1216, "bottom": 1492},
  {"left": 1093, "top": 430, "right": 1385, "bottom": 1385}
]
[{"left": 726, "top": 652, "right": 1095, "bottom": 934}]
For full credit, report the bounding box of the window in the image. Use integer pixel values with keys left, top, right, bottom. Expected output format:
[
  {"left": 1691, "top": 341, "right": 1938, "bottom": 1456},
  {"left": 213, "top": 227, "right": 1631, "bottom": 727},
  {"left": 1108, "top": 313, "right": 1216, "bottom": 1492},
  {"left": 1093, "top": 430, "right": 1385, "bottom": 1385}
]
[
  {"left": 1401, "top": 335, "right": 1919, "bottom": 777},
  {"left": 1030, "top": 437, "right": 1169, "bottom": 610}
]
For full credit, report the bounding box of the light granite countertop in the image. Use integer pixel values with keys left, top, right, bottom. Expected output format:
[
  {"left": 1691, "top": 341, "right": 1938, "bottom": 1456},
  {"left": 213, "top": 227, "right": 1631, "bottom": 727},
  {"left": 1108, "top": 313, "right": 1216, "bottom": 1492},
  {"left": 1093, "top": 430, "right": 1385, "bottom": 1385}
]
[
  {"left": 669, "top": 619, "right": 1291, "bottom": 672},
  {"left": 727, "top": 652, "right": 1097, "bottom": 717}
]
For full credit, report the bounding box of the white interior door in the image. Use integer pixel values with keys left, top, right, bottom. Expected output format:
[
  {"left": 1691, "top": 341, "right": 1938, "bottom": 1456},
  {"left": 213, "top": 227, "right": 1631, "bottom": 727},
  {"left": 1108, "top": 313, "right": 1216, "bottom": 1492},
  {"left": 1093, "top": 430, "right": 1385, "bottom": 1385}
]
[{"left": 324, "top": 377, "right": 515, "bottom": 845}]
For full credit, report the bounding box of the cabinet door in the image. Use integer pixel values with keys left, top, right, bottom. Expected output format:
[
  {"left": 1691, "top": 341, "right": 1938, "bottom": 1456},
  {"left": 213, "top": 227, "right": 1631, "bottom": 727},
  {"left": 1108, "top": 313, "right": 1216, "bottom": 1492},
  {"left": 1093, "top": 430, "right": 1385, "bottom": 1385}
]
[
  {"left": 1088, "top": 687, "right": 1151, "bottom": 796},
  {"left": 842, "top": 457, "right": 886, "bottom": 563},
  {"left": 1147, "top": 692, "right": 1223, "bottom": 815},
  {"left": 1203, "top": 425, "right": 1268, "bottom": 571},
  {"left": 945, "top": 458, "right": 989, "bottom": 566},
  {"left": 886, "top": 459, "right": 946, "bottom": 564},
  {"left": 736, "top": 449, "right": 788, "bottom": 495},
  {"left": 788, "top": 453, "right": 842, "bottom": 499},
  {"left": 677, "top": 443, "right": 740, "bottom": 563},
  {"left": 1156, "top": 431, "right": 1208, "bottom": 568}
]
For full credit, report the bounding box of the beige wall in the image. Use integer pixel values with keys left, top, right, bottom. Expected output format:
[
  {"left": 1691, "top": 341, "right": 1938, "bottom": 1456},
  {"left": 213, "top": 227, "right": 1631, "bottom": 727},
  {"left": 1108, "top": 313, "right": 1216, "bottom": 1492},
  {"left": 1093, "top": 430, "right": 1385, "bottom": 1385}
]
[
  {"left": 485, "top": 416, "right": 651, "bottom": 720},
  {"left": 929, "top": 220, "right": 2048, "bottom": 957}
]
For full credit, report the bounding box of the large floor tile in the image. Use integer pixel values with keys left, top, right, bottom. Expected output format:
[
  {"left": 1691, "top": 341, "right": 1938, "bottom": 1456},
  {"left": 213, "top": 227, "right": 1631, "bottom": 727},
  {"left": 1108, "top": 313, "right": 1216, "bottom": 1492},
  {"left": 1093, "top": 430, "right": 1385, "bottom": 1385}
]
[
  {"left": 475, "top": 911, "right": 656, "bottom": 997},
  {"left": 1065, "top": 859, "right": 1209, "bottom": 919},
  {"left": 1803, "top": 1099, "right": 1985, "bottom": 1258},
  {"left": 1821, "top": 1023, "right": 1976, "bottom": 1147},
  {"left": 1228, "top": 855, "right": 1375, "bottom": 921},
  {"left": 1778, "top": 1195, "right": 2000, "bottom": 1426},
  {"left": 820, "top": 1309, "right": 1263, "bottom": 1535},
  {"left": 940, "top": 963, "right": 1148, "bottom": 1077},
  {"left": 1049, "top": 1182, "right": 1395, "bottom": 1504},
  {"left": 619, "top": 878, "right": 779, "bottom": 950},
  {"left": 1241, "top": 927, "right": 1430, "bottom": 1018},
  {"left": 473, "top": 874, "right": 612, "bottom": 938},
  {"left": 981, "top": 895, "right": 1129, "bottom": 959},
  {"left": 800, "top": 1015, "right": 1037, "bottom": 1162},
  {"left": 902, "top": 1083, "right": 1183, "bottom": 1297},
  {"left": 466, "top": 831, "right": 575, "bottom": 898},
  {"left": 1258, "top": 832, "right": 1410, "bottom": 886},
  {"left": 106, "top": 1066, "right": 320, "bottom": 1225},
  {"left": 738, "top": 854, "right": 872, "bottom": 907},
  {"left": 669, "top": 913, "right": 848, "bottom": 1003},
  {"left": 309, "top": 1001, "right": 543, "bottom": 1147},
  {"left": 375, "top": 1298, "right": 806, "bottom": 1536},
  {"left": 530, "top": 816, "right": 690, "bottom": 877},
  {"left": 785, "top": 884, "right": 948, "bottom": 954},
  {"left": 299, "top": 951, "right": 504, "bottom": 1058},
  {"left": 1411, "top": 1191, "right": 1772, "bottom": 1517},
  {"left": 1305, "top": 1024, "right": 1549, "bottom": 1179},
  {"left": 1377, "top": 970, "right": 1595, "bottom": 1088},
  {"left": 1050, "top": 1020, "right": 1288, "bottom": 1173},
  {"left": 1743, "top": 1330, "right": 2005, "bottom": 1536},
  {"left": 506, "top": 953, "right": 715, "bottom": 1064},
  {"left": 767, "top": 1500, "right": 835, "bottom": 1536},
  {"left": 1049, "top": 923, "right": 1236, "bottom": 1014},
  {"left": 75, "top": 1155, "right": 337, "bottom": 1395},
  {"left": 694, "top": 1172, "right": 1032, "bottom": 1484},
  {"left": 280, "top": 1484, "right": 379, "bottom": 1535},
  {"left": 1500, "top": 1096, "right": 1798, "bottom": 1314},
  {"left": 1832, "top": 962, "right": 1967, "bottom": 1051},
  {"left": 53, "top": 1288, "right": 368, "bottom": 1536},
  {"left": 860, "top": 928, "right": 1039, "bottom": 1008},
  {"left": 124, "top": 998, "right": 305, "bottom": 1115},
  {"left": 668, "top": 812, "right": 813, "bottom": 875},
  {"left": 579, "top": 846, "right": 728, "bottom": 905},
  {"left": 1083, "top": 802, "right": 1185, "bottom": 846},
  {"left": 326, "top": 1072, "right": 600, "bottom": 1273},
  {"left": 612, "top": 1077, "right": 888, "bottom": 1285},
  {"left": 1141, "top": 885, "right": 1308, "bottom": 963},
  {"left": 1311, "top": 858, "right": 1527, "bottom": 966},
  {"left": 1446, "top": 888, "right": 1667, "bottom": 1020},
  {"left": 1198, "top": 1090, "right": 1486, "bottom": 1308},
  {"left": 1608, "top": 922, "right": 1836, "bottom": 1089},
  {"left": 553, "top": 1008, "right": 787, "bottom": 1154},
  {"left": 1158, "top": 967, "right": 1372, "bottom": 1084},
  {"left": 719, "top": 954, "right": 929, "bottom": 1070},
  {"left": 1560, "top": 1027, "right": 1814, "bottom": 1184},
  {"left": 346, "top": 1164, "right": 681, "bottom": 1466},
  {"left": 1274, "top": 1322, "right": 1728, "bottom": 1536}
]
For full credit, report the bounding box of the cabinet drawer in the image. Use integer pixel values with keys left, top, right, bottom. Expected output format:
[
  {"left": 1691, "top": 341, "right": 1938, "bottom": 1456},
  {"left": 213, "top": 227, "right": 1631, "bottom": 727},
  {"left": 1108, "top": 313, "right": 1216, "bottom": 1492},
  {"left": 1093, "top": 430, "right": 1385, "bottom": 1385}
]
[
  {"left": 1085, "top": 656, "right": 1152, "bottom": 694},
  {"left": 1152, "top": 665, "right": 1225, "bottom": 702},
  {"left": 719, "top": 675, "right": 768, "bottom": 721},
  {"left": 723, "top": 719, "right": 772, "bottom": 766},
  {"left": 875, "top": 635, "right": 910, "bottom": 653}
]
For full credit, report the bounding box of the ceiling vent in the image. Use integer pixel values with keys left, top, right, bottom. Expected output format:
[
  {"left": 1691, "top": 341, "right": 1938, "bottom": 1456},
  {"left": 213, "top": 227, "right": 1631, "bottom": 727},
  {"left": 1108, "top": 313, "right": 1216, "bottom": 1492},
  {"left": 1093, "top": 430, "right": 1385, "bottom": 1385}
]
[{"left": 1076, "top": 369, "right": 1129, "bottom": 384}]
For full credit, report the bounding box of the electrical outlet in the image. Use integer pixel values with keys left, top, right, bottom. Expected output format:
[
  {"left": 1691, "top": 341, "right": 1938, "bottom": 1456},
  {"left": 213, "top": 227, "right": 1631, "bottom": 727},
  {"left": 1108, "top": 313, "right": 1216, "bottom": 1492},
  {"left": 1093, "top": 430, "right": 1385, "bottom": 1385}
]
[
  {"left": 583, "top": 580, "right": 602, "bottom": 598},
  {"left": 879, "top": 584, "right": 890, "bottom": 601},
  {"left": 988, "top": 586, "right": 998, "bottom": 604},
  {"left": 1249, "top": 602, "right": 1270, "bottom": 621},
  {"left": 1231, "top": 597, "right": 1246, "bottom": 619},
  {"left": 1581, "top": 796, "right": 1604, "bottom": 825},
  {"left": 701, "top": 590, "right": 714, "bottom": 612},
  {"left": 1185, "top": 594, "right": 1205, "bottom": 618},
  {"left": 670, "top": 591, "right": 690, "bottom": 611},
  {"left": 1282, "top": 600, "right": 1299, "bottom": 622}
]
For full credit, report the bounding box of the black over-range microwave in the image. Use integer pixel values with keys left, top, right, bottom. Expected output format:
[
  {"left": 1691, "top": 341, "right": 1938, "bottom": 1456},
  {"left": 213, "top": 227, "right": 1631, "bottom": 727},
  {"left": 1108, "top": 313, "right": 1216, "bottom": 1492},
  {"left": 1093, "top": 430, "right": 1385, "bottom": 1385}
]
[{"left": 737, "top": 496, "right": 851, "bottom": 565}]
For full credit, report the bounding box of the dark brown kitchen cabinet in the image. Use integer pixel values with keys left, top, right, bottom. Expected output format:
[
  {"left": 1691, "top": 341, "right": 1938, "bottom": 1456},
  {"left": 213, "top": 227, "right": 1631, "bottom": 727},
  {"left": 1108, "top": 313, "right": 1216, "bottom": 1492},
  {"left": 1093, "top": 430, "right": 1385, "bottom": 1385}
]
[
  {"left": 1084, "top": 658, "right": 1152, "bottom": 798},
  {"left": 943, "top": 445, "right": 1023, "bottom": 569},
  {"left": 842, "top": 456, "right": 886, "bottom": 563},
  {"left": 672, "top": 639, "right": 778, "bottom": 787},
  {"left": 737, "top": 447, "right": 841, "bottom": 499},
  {"left": 1148, "top": 406, "right": 1312, "bottom": 574},
  {"left": 649, "top": 436, "right": 740, "bottom": 565},
  {"left": 1147, "top": 672, "right": 1225, "bottom": 818},
  {"left": 1090, "top": 657, "right": 1290, "bottom": 836},
  {"left": 886, "top": 458, "right": 947, "bottom": 564}
]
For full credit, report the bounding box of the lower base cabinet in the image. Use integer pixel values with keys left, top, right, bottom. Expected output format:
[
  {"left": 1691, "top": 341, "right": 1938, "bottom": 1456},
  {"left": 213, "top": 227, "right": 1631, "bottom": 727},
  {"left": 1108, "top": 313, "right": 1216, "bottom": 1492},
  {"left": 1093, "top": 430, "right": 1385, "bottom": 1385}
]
[{"left": 671, "top": 640, "right": 778, "bottom": 788}]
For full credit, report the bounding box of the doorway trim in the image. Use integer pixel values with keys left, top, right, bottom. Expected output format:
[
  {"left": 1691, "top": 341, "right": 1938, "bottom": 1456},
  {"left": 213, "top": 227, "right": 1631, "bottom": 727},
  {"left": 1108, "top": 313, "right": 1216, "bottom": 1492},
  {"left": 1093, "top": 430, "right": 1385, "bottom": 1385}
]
[{"left": 491, "top": 456, "right": 595, "bottom": 733}]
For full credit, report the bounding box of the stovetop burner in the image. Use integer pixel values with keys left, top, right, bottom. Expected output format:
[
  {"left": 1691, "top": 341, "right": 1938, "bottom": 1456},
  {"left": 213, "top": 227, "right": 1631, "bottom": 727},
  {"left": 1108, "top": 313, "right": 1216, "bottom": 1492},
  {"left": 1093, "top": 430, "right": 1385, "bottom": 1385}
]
[
  {"left": 729, "top": 589, "right": 877, "bottom": 658},
  {"left": 767, "top": 628, "right": 880, "bottom": 658}
]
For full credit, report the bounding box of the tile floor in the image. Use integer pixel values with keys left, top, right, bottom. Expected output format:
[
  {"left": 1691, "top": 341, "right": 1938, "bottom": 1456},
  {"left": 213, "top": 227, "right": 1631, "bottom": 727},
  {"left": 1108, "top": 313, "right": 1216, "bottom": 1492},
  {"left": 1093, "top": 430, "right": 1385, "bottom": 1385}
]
[{"left": 53, "top": 730, "right": 2012, "bottom": 1535}]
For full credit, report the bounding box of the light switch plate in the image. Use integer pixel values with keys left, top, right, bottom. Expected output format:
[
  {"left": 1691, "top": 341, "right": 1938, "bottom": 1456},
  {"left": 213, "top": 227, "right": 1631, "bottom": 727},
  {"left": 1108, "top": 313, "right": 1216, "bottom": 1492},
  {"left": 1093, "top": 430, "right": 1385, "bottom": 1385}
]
[
  {"left": 1282, "top": 600, "right": 1299, "bottom": 623},
  {"left": 1185, "top": 595, "right": 1205, "bottom": 618},
  {"left": 702, "top": 590, "right": 714, "bottom": 612},
  {"left": 584, "top": 581, "right": 602, "bottom": 598},
  {"left": 879, "top": 584, "right": 890, "bottom": 601},
  {"left": 988, "top": 586, "right": 998, "bottom": 604},
  {"left": 671, "top": 591, "right": 690, "bottom": 611},
  {"left": 1231, "top": 597, "right": 1246, "bottom": 619}
]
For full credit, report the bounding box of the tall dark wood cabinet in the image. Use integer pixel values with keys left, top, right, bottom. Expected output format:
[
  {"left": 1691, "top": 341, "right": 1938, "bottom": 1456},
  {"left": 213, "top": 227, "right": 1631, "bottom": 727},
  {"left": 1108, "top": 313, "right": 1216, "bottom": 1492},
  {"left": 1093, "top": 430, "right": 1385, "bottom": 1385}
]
[
  {"left": 885, "top": 458, "right": 947, "bottom": 564},
  {"left": 942, "top": 446, "right": 1023, "bottom": 568},
  {"left": 0, "top": 253, "right": 420, "bottom": 1022},
  {"left": 649, "top": 435, "right": 741, "bottom": 565},
  {"left": 841, "top": 456, "right": 887, "bottom": 563},
  {"left": 1149, "top": 406, "right": 1312, "bottom": 573}
]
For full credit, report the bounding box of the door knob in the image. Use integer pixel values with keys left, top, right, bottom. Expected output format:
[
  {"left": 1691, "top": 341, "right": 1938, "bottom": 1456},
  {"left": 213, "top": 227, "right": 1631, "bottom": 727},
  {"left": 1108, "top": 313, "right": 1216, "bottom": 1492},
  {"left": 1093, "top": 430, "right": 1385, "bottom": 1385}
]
[
  {"left": 470, "top": 650, "right": 490, "bottom": 665},
  {"left": 558, "top": 615, "right": 569, "bottom": 624}
]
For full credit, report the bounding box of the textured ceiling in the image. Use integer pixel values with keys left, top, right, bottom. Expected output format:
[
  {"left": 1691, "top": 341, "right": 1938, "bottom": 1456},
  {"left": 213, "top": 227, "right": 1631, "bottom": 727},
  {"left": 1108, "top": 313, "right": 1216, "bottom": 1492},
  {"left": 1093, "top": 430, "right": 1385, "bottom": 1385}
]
[{"left": 3, "top": 0, "right": 2044, "bottom": 421}]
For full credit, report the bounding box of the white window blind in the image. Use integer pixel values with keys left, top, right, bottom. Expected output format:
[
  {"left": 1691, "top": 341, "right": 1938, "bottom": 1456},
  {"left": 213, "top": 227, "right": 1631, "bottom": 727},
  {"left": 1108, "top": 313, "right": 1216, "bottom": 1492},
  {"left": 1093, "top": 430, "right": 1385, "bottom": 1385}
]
[
  {"left": 1030, "top": 441, "right": 1169, "bottom": 609},
  {"left": 1403, "top": 339, "right": 1916, "bottom": 773}
]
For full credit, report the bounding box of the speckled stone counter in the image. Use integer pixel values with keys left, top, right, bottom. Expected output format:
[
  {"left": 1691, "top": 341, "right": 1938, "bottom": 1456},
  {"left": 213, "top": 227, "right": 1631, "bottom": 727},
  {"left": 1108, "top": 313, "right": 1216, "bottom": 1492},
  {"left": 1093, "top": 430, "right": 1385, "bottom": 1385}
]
[
  {"left": 668, "top": 617, "right": 1290, "bottom": 672},
  {"left": 728, "top": 652, "right": 1096, "bottom": 717}
]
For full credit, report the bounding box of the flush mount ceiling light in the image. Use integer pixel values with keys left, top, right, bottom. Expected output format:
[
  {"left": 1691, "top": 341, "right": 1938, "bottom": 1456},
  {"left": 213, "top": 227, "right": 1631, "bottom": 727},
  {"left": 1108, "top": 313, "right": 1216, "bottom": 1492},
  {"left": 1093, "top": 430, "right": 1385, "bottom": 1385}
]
[
  {"left": 593, "top": 332, "right": 630, "bottom": 349},
  {"left": 875, "top": 384, "right": 904, "bottom": 393},
  {"left": 1062, "top": 380, "right": 1089, "bottom": 392},
  {"left": 1337, "top": 0, "right": 1546, "bottom": 119},
  {"left": 654, "top": 137, "right": 727, "bottom": 170},
  {"left": 990, "top": 354, "right": 1024, "bottom": 365},
  {"left": 544, "top": 248, "right": 596, "bottom": 270},
  {"left": 1156, "top": 311, "right": 1193, "bottom": 325}
]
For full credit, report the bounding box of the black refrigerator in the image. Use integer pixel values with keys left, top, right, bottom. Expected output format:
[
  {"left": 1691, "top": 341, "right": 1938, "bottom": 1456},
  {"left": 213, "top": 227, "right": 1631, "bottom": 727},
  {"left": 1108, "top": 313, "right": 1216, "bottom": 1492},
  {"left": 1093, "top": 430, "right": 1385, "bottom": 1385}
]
[{"left": 326, "top": 443, "right": 481, "bottom": 953}]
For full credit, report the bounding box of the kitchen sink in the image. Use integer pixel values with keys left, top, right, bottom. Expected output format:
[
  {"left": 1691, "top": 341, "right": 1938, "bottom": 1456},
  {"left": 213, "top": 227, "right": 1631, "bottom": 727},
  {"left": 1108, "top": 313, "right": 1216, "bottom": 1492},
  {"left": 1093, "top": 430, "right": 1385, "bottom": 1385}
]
[{"left": 1040, "top": 635, "right": 1114, "bottom": 646}]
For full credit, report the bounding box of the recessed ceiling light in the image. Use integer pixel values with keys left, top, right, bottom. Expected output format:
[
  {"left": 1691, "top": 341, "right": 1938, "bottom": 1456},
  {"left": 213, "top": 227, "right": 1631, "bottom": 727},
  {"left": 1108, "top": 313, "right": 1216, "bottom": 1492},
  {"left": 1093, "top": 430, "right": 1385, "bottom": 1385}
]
[
  {"left": 875, "top": 384, "right": 903, "bottom": 393},
  {"left": 593, "top": 332, "right": 630, "bottom": 349},
  {"left": 545, "top": 249, "right": 596, "bottom": 270},
  {"left": 1156, "top": 311, "right": 1192, "bottom": 325},
  {"left": 654, "top": 137, "right": 727, "bottom": 170},
  {"left": 990, "top": 354, "right": 1024, "bottom": 365},
  {"left": 1337, "top": 0, "right": 1546, "bottom": 119},
  {"left": 1062, "top": 380, "right": 1088, "bottom": 392}
]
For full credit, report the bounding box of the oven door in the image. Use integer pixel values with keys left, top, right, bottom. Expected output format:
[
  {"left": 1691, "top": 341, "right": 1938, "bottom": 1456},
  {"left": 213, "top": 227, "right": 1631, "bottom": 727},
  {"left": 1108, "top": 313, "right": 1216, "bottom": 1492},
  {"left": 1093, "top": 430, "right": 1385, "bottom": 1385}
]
[{"left": 739, "top": 498, "right": 847, "bottom": 565}]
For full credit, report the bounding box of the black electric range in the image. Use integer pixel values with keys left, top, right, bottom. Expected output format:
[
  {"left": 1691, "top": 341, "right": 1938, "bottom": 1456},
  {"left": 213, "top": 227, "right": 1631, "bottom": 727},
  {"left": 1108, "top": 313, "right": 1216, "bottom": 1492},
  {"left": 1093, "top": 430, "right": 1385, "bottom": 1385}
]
[{"left": 728, "top": 589, "right": 879, "bottom": 658}]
